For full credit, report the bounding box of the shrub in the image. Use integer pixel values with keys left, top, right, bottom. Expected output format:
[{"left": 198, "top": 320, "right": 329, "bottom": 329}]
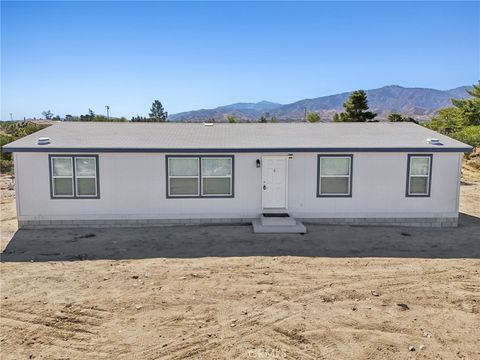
[
  {"left": 0, "top": 121, "right": 50, "bottom": 173},
  {"left": 0, "top": 159, "right": 13, "bottom": 174},
  {"left": 450, "top": 125, "right": 480, "bottom": 148}
]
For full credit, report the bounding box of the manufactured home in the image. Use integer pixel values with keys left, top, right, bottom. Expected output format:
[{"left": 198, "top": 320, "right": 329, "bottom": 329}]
[{"left": 3, "top": 122, "right": 472, "bottom": 231}]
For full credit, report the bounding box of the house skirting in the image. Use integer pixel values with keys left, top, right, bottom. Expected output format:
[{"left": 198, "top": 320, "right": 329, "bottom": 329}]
[
  {"left": 18, "top": 216, "right": 458, "bottom": 229},
  {"left": 300, "top": 217, "right": 458, "bottom": 227}
]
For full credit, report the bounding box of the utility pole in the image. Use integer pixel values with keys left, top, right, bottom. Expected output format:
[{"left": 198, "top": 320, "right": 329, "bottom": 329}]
[{"left": 105, "top": 105, "right": 110, "bottom": 120}]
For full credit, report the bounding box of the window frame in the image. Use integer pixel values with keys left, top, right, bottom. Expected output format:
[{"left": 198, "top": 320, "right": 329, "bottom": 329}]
[
  {"left": 49, "top": 155, "right": 100, "bottom": 199},
  {"left": 50, "top": 156, "right": 74, "bottom": 198},
  {"left": 75, "top": 156, "right": 99, "bottom": 198},
  {"left": 166, "top": 156, "right": 200, "bottom": 197},
  {"left": 166, "top": 155, "right": 234, "bottom": 198},
  {"left": 317, "top": 154, "right": 353, "bottom": 198},
  {"left": 201, "top": 157, "right": 233, "bottom": 197},
  {"left": 406, "top": 154, "right": 432, "bottom": 197}
]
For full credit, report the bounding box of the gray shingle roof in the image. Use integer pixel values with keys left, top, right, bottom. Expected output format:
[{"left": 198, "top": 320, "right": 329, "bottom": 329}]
[{"left": 3, "top": 121, "right": 472, "bottom": 152}]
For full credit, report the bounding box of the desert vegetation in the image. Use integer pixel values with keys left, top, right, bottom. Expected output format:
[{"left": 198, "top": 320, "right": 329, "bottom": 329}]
[
  {"left": 426, "top": 82, "right": 480, "bottom": 148},
  {"left": 0, "top": 121, "right": 49, "bottom": 173}
]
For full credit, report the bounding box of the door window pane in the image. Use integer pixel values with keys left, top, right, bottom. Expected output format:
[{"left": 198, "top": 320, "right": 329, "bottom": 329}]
[
  {"left": 170, "top": 178, "right": 198, "bottom": 195},
  {"left": 321, "top": 177, "right": 349, "bottom": 194},
  {"left": 410, "top": 177, "right": 428, "bottom": 194},
  {"left": 77, "top": 178, "right": 96, "bottom": 196},
  {"left": 169, "top": 158, "right": 198, "bottom": 176},
  {"left": 410, "top": 158, "right": 430, "bottom": 175},
  {"left": 52, "top": 158, "right": 72, "bottom": 176},
  {"left": 202, "top": 158, "right": 232, "bottom": 176},
  {"left": 53, "top": 178, "right": 73, "bottom": 196},
  {"left": 320, "top": 158, "right": 350, "bottom": 176},
  {"left": 203, "top": 178, "right": 231, "bottom": 195},
  {"left": 76, "top": 158, "right": 96, "bottom": 176}
]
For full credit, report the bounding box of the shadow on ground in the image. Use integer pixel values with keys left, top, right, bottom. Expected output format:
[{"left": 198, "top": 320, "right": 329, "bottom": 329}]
[{"left": 2, "top": 213, "right": 479, "bottom": 262}]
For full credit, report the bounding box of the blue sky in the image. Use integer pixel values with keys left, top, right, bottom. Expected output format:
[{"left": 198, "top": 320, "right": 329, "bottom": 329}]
[{"left": 1, "top": 1, "right": 479, "bottom": 120}]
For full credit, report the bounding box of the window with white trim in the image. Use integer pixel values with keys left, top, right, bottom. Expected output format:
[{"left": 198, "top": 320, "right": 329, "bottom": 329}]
[
  {"left": 407, "top": 155, "right": 431, "bottom": 196},
  {"left": 50, "top": 155, "right": 98, "bottom": 198},
  {"left": 167, "top": 156, "right": 233, "bottom": 197},
  {"left": 318, "top": 155, "right": 352, "bottom": 197},
  {"left": 75, "top": 157, "right": 98, "bottom": 197},
  {"left": 201, "top": 157, "right": 232, "bottom": 196},
  {"left": 167, "top": 157, "right": 200, "bottom": 196},
  {"left": 51, "top": 157, "right": 74, "bottom": 197}
]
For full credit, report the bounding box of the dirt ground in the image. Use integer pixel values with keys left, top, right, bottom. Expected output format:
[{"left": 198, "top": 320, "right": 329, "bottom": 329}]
[
  {"left": 1, "top": 168, "right": 479, "bottom": 360},
  {"left": 460, "top": 159, "right": 480, "bottom": 218}
]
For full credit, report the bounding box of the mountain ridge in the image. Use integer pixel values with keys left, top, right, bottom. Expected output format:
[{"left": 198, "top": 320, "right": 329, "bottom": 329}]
[{"left": 168, "top": 85, "right": 471, "bottom": 122}]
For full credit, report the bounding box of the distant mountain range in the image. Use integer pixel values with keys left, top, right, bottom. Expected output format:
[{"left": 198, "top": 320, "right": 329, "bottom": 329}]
[{"left": 168, "top": 85, "right": 471, "bottom": 122}]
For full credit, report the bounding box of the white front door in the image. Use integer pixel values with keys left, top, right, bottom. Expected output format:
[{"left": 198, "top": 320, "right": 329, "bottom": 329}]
[{"left": 262, "top": 156, "right": 288, "bottom": 209}]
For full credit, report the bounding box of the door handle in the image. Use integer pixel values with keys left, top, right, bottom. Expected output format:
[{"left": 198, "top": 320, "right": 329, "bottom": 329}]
[{"left": 263, "top": 185, "right": 266, "bottom": 190}]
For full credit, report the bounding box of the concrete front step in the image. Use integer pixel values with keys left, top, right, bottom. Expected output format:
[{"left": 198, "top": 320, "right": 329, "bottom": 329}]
[
  {"left": 252, "top": 219, "right": 307, "bottom": 234},
  {"left": 261, "top": 208, "right": 288, "bottom": 214},
  {"left": 260, "top": 214, "right": 297, "bottom": 226}
]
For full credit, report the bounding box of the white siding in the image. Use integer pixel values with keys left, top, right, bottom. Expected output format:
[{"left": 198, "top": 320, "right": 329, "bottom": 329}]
[{"left": 14, "top": 151, "right": 462, "bottom": 221}]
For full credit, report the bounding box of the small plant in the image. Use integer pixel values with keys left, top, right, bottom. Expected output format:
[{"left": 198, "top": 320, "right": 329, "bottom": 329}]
[{"left": 306, "top": 112, "right": 320, "bottom": 123}]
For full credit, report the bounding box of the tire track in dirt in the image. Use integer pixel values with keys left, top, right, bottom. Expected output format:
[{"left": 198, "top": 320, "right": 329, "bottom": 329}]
[
  {"left": 1, "top": 308, "right": 97, "bottom": 336},
  {"left": 0, "top": 303, "right": 112, "bottom": 357},
  {"left": 2, "top": 255, "right": 479, "bottom": 359},
  {"left": 123, "top": 283, "right": 317, "bottom": 360},
  {"left": 213, "top": 284, "right": 337, "bottom": 359},
  {"left": 119, "top": 337, "right": 215, "bottom": 360},
  {"left": 233, "top": 268, "right": 426, "bottom": 359}
]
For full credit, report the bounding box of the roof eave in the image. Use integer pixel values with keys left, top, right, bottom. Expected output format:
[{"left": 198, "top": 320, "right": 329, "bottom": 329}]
[{"left": 2, "top": 146, "right": 474, "bottom": 153}]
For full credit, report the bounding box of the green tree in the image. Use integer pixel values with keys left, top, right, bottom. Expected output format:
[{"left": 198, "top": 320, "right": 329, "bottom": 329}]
[
  {"left": 42, "top": 110, "right": 54, "bottom": 120},
  {"left": 92, "top": 115, "right": 127, "bottom": 122},
  {"left": 149, "top": 100, "right": 168, "bottom": 122},
  {"left": 388, "top": 112, "right": 418, "bottom": 123},
  {"left": 427, "top": 107, "right": 463, "bottom": 134},
  {"left": 226, "top": 114, "right": 236, "bottom": 123},
  {"left": 335, "top": 90, "right": 377, "bottom": 122},
  {"left": 259, "top": 115, "right": 268, "bottom": 123},
  {"left": 131, "top": 115, "right": 149, "bottom": 122},
  {"left": 388, "top": 112, "right": 418, "bottom": 124},
  {"left": 425, "top": 82, "right": 480, "bottom": 148},
  {"left": 306, "top": 112, "right": 320, "bottom": 123},
  {"left": 450, "top": 125, "right": 480, "bottom": 148},
  {"left": 79, "top": 109, "right": 95, "bottom": 121},
  {"left": 450, "top": 81, "right": 480, "bottom": 126},
  {"left": 387, "top": 112, "right": 404, "bottom": 122}
]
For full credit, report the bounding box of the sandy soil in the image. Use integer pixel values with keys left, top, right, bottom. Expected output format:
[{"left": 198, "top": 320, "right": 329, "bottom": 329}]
[
  {"left": 460, "top": 160, "right": 480, "bottom": 218},
  {"left": 1, "top": 170, "right": 479, "bottom": 360},
  {"left": 0, "top": 174, "right": 17, "bottom": 252}
]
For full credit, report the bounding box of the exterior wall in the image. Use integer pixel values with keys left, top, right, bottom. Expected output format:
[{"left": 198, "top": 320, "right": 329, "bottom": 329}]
[{"left": 14, "top": 151, "right": 462, "bottom": 227}]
